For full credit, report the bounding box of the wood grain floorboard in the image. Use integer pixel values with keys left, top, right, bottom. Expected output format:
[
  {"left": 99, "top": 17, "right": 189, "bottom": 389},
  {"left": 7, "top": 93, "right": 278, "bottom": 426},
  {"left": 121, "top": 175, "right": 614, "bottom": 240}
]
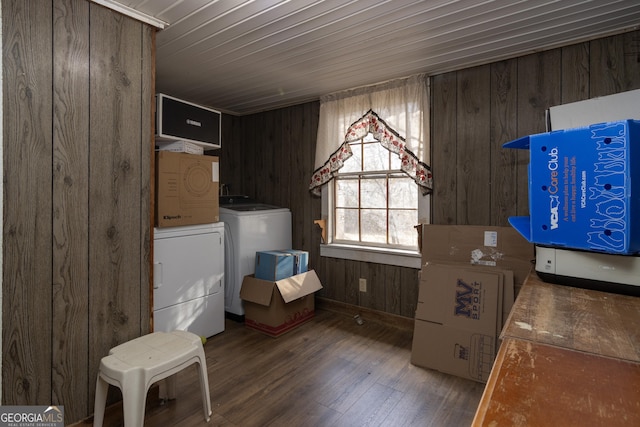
[{"left": 75, "top": 308, "right": 485, "bottom": 426}]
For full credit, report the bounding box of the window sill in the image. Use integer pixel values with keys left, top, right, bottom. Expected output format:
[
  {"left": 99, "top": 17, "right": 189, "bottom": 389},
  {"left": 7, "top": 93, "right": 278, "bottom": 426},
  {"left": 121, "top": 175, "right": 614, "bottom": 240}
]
[{"left": 320, "top": 243, "right": 422, "bottom": 269}]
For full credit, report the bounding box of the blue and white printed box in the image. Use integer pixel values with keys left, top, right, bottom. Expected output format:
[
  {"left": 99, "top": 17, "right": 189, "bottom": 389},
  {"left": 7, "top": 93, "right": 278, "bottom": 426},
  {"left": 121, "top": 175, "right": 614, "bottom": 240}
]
[
  {"left": 504, "top": 119, "right": 640, "bottom": 255},
  {"left": 255, "top": 250, "right": 309, "bottom": 281}
]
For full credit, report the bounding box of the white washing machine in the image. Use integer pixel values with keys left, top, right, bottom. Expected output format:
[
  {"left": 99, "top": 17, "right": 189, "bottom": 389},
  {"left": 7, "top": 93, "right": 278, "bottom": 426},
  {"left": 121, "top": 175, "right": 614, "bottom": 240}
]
[
  {"left": 153, "top": 222, "right": 225, "bottom": 338},
  {"left": 220, "top": 196, "right": 292, "bottom": 318}
]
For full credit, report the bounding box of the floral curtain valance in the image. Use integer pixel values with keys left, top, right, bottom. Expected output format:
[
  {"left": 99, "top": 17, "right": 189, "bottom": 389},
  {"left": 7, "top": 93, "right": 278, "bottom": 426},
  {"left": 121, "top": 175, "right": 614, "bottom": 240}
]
[
  {"left": 309, "top": 110, "right": 432, "bottom": 195},
  {"left": 309, "top": 74, "right": 432, "bottom": 196}
]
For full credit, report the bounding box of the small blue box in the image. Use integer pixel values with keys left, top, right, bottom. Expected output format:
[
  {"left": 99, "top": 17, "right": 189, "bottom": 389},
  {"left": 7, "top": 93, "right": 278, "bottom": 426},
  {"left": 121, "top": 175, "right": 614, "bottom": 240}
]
[
  {"left": 504, "top": 119, "right": 640, "bottom": 255},
  {"left": 255, "top": 250, "right": 309, "bottom": 281}
]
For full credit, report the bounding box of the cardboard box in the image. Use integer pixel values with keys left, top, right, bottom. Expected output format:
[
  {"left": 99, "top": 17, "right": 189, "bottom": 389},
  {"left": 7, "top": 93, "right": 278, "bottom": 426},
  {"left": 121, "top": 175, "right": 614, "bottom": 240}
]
[
  {"left": 156, "top": 140, "right": 205, "bottom": 155},
  {"left": 155, "top": 151, "right": 219, "bottom": 227},
  {"left": 240, "top": 270, "right": 323, "bottom": 337},
  {"left": 504, "top": 119, "right": 640, "bottom": 254},
  {"left": 411, "top": 263, "right": 502, "bottom": 382},
  {"left": 255, "top": 250, "right": 309, "bottom": 281}
]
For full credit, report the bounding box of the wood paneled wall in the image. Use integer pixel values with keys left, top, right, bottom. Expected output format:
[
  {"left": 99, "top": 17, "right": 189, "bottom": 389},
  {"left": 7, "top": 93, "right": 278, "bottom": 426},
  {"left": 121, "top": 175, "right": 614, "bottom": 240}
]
[
  {"left": 220, "top": 30, "right": 640, "bottom": 320},
  {"left": 2, "top": 0, "right": 153, "bottom": 423},
  {"left": 432, "top": 32, "right": 640, "bottom": 224}
]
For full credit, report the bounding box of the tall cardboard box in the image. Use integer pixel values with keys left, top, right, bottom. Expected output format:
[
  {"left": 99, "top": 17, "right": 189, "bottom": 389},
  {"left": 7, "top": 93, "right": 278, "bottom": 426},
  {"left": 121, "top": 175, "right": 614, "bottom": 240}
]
[
  {"left": 155, "top": 151, "right": 219, "bottom": 227},
  {"left": 240, "top": 270, "right": 323, "bottom": 337}
]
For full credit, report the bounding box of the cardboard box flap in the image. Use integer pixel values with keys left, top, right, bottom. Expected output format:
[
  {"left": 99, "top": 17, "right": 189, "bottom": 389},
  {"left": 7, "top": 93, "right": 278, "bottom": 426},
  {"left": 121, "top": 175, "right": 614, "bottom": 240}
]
[
  {"left": 508, "top": 216, "right": 532, "bottom": 242},
  {"left": 275, "top": 270, "right": 323, "bottom": 303},
  {"left": 502, "top": 135, "right": 530, "bottom": 149},
  {"left": 239, "top": 276, "right": 275, "bottom": 307}
]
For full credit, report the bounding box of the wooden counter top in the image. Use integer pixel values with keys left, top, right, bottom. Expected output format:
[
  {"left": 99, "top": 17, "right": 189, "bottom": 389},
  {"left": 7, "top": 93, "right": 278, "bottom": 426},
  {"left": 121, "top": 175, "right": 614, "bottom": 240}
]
[
  {"left": 473, "top": 271, "right": 640, "bottom": 427},
  {"left": 501, "top": 272, "right": 640, "bottom": 362}
]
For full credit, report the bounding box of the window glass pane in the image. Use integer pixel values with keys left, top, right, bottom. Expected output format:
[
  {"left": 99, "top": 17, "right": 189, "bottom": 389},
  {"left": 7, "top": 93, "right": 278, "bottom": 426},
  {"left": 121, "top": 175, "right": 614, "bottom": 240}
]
[
  {"left": 332, "top": 133, "right": 419, "bottom": 251},
  {"left": 335, "top": 178, "right": 358, "bottom": 208},
  {"left": 362, "top": 142, "right": 388, "bottom": 171},
  {"left": 335, "top": 208, "right": 359, "bottom": 241},
  {"left": 363, "top": 133, "right": 377, "bottom": 143},
  {"left": 389, "top": 209, "right": 418, "bottom": 247},
  {"left": 361, "top": 209, "right": 386, "bottom": 244},
  {"left": 389, "top": 176, "right": 417, "bottom": 208},
  {"left": 361, "top": 178, "right": 386, "bottom": 209},
  {"left": 342, "top": 143, "right": 362, "bottom": 173},
  {"left": 390, "top": 151, "right": 402, "bottom": 170}
]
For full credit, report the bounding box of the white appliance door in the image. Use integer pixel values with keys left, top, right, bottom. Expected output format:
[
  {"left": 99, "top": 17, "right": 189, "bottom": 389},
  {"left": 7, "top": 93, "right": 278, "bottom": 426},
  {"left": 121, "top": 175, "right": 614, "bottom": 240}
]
[
  {"left": 154, "top": 292, "right": 224, "bottom": 338},
  {"left": 153, "top": 229, "right": 223, "bottom": 310}
]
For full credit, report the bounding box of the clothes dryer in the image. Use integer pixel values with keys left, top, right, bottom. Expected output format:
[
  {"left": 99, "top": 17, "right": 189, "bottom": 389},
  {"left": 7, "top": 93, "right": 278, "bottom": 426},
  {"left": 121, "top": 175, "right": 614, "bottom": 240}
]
[
  {"left": 220, "top": 196, "right": 292, "bottom": 318},
  {"left": 153, "top": 222, "right": 225, "bottom": 338}
]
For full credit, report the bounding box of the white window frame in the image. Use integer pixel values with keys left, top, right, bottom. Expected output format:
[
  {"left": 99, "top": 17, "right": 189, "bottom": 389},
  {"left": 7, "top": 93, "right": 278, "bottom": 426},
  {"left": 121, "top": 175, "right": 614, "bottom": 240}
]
[{"left": 320, "top": 181, "right": 429, "bottom": 269}]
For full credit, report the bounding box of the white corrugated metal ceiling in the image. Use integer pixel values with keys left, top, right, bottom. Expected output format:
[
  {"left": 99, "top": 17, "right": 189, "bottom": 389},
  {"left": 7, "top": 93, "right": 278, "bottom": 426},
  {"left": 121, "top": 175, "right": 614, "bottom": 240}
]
[{"left": 97, "top": 0, "right": 640, "bottom": 115}]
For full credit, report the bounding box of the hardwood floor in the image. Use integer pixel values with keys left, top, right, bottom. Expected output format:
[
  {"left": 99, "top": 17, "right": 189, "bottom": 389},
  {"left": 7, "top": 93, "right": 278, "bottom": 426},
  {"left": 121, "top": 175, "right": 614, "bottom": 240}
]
[{"left": 79, "top": 308, "right": 485, "bottom": 426}]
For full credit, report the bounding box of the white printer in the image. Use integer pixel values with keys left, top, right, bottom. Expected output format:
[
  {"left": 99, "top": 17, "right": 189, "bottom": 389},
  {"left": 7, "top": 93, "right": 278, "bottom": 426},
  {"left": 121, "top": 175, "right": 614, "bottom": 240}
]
[{"left": 535, "top": 246, "right": 640, "bottom": 296}]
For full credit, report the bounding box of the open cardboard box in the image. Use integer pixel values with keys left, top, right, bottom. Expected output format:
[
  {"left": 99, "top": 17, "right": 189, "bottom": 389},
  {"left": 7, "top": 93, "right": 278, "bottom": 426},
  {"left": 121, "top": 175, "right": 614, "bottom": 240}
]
[{"left": 240, "top": 270, "right": 323, "bottom": 337}]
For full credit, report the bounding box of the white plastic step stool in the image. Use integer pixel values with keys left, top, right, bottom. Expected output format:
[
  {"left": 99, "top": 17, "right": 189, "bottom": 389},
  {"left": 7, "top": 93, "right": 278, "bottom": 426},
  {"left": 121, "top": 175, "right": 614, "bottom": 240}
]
[{"left": 93, "top": 330, "right": 211, "bottom": 426}]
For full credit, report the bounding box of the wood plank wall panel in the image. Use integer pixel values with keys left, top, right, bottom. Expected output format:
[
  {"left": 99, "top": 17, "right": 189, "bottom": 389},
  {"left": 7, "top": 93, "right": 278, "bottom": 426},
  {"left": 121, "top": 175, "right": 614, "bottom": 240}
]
[
  {"left": 305, "top": 102, "right": 323, "bottom": 287},
  {"left": 489, "top": 59, "right": 518, "bottom": 226},
  {"left": 219, "top": 31, "right": 640, "bottom": 323},
  {"left": 51, "top": 0, "right": 90, "bottom": 415},
  {"left": 253, "top": 113, "right": 268, "bottom": 201},
  {"left": 430, "top": 73, "right": 457, "bottom": 224},
  {"left": 343, "top": 260, "right": 359, "bottom": 306},
  {"left": 288, "top": 106, "right": 303, "bottom": 247},
  {"left": 590, "top": 32, "right": 640, "bottom": 97},
  {"left": 140, "top": 22, "right": 154, "bottom": 337},
  {"left": 456, "top": 65, "right": 491, "bottom": 225},
  {"left": 364, "top": 262, "right": 385, "bottom": 313},
  {"left": 2, "top": 1, "right": 153, "bottom": 423},
  {"left": 560, "top": 42, "right": 590, "bottom": 104},
  {"left": 272, "top": 109, "right": 286, "bottom": 209},
  {"left": 88, "top": 4, "right": 146, "bottom": 406},
  {"left": 214, "top": 113, "right": 242, "bottom": 195},
  {"left": 399, "top": 268, "right": 419, "bottom": 317},
  {"left": 2, "top": 0, "right": 54, "bottom": 405},
  {"left": 304, "top": 102, "right": 321, "bottom": 267}
]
